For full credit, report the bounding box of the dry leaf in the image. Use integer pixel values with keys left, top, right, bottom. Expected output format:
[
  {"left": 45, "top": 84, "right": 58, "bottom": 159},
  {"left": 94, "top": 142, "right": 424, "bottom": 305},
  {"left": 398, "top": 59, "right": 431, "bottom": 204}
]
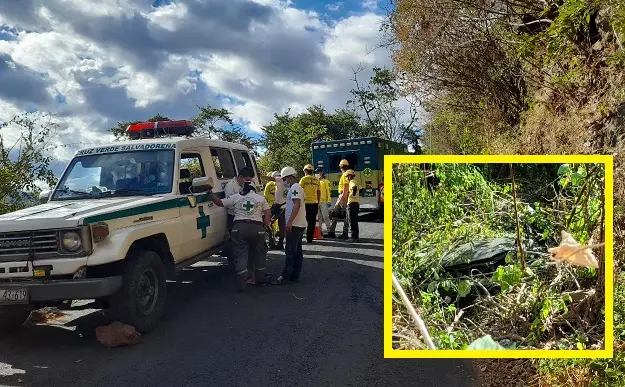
[{"left": 548, "top": 231, "right": 599, "bottom": 269}]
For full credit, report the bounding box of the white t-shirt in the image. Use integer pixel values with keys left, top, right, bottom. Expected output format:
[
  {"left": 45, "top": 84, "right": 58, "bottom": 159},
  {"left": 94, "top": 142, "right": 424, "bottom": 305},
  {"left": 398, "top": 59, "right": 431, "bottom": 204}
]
[
  {"left": 223, "top": 178, "right": 242, "bottom": 216},
  {"left": 273, "top": 177, "right": 287, "bottom": 205},
  {"left": 285, "top": 183, "right": 307, "bottom": 228},
  {"left": 221, "top": 192, "right": 269, "bottom": 222}
]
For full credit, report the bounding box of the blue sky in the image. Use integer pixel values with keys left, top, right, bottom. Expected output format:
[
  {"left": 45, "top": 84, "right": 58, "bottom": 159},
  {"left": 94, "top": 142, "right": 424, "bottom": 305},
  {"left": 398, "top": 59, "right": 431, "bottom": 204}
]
[{"left": 0, "top": 0, "right": 397, "bottom": 183}]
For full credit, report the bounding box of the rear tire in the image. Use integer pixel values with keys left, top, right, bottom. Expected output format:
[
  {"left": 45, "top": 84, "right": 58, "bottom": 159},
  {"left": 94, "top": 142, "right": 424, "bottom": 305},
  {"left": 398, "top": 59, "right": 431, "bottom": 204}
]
[{"left": 108, "top": 250, "right": 167, "bottom": 333}]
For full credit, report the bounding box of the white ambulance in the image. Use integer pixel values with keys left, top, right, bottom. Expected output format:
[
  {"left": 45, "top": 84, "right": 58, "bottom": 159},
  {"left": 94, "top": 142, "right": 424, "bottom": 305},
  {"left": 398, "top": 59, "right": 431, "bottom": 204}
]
[{"left": 0, "top": 120, "right": 262, "bottom": 332}]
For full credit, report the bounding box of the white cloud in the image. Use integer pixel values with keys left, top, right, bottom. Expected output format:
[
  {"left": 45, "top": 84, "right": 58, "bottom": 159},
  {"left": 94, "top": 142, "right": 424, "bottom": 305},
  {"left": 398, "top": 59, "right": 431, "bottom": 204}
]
[
  {"left": 362, "top": 0, "right": 378, "bottom": 10},
  {"left": 325, "top": 3, "right": 344, "bottom": 12},
  {"left": 0, "top": 0, "right": 399, "bottom": 177}
]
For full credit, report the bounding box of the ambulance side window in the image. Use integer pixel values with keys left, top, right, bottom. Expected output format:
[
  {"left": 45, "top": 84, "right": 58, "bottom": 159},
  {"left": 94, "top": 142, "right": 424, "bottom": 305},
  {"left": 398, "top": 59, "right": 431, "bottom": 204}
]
[
  {"left": 180, "top": 153, "right": 205, "bottom": 178},
  {"left": 179, "top": 153, "right": 205, "bottom": 194},
  {"left": 210, "top": 148, "right": 236, "bottom": 179},
  {"left": 328, "top": 152, "right": 359, "bottom": 172},
  {"left": 232, "top": 150, "right": 255, "bottom": 177}
]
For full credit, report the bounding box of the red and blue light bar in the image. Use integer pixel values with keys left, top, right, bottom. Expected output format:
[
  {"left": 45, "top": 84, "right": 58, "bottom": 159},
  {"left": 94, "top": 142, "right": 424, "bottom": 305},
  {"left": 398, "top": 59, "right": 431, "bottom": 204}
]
[{"left": 126, "top": 120, "right": 195, "bottom": 139}]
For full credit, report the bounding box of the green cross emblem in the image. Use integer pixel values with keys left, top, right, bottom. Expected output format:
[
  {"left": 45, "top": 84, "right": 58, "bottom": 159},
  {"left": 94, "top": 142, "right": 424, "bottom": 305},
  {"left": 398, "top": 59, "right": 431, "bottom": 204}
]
[
  {"left": 196, "top": 205, "right": 211, "bottom": 239},
  {"left": 243, "top": 200, "right": 255, "bottom": 213},
  {"left": 291, "top": 190, "right": 298, "bottom": 197}
]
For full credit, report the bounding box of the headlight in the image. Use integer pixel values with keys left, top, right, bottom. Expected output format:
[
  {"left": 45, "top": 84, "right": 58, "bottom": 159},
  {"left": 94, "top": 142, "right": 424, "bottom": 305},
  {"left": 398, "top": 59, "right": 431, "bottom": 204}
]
[{"left": 62, "top": 231, "right": 82, "bottom": 252}]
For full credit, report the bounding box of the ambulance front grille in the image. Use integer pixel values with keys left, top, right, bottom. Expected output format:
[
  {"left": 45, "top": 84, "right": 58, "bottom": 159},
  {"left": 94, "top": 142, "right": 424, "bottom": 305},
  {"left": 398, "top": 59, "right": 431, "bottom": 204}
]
[{"left": 0, "top": 230, "right": 58, "bottom": 259}]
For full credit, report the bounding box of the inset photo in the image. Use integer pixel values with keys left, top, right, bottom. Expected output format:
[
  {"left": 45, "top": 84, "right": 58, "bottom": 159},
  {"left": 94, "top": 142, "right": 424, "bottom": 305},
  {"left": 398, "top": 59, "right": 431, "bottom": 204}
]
[{"left": 383, "top": 155, "right": 613, "bottom": 358}]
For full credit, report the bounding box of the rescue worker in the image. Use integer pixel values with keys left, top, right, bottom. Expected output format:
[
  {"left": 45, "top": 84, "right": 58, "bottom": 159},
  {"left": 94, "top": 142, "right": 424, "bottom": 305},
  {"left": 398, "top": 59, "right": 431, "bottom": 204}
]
[
  {"left": 271, "top": 171, "right": 287, "bottom": 250},
  {"left": 273, "top": 166, "right": 307, "bottom": 285},
  {"left": 264, "top": 172, "right": 277, "bottom": 206},
  {"left": 327, "top": 159, "right": 351, "bottom": 238},
  {"left": 210, "top": 181, "right": 272, "bottom": 291},
  {"left": 223, "top": 167, "right": 255, "bottom": 269},
  {"left": 315, "top": 168, "right": 332, "bottom": 233},
  {"left": 345, "top": 170, "right": 360, "bottom": 242},
  {"left": 299, "top": 164, "right": 321, "bottom": 243},
  {"left": 376, "top": 182, "right": 384, "bottom": 223}
]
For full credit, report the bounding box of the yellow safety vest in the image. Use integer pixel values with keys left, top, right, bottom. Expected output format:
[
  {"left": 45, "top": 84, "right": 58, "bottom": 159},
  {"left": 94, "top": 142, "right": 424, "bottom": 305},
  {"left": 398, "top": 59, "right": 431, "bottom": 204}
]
[{"left": 348, "top": 180, "right": 360, "bottom": 204}]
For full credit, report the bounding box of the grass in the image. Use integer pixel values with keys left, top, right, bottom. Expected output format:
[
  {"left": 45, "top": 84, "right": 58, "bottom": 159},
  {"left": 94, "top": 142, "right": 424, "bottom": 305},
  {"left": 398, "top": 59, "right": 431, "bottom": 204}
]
[{"left": 391, "top": 162, "right": 606, "bottom": 351}]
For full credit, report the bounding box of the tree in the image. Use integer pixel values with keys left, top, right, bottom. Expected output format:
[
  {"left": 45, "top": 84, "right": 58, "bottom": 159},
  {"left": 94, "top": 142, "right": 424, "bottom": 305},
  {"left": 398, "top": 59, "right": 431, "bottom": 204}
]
[
  {"left": 257, "top": 110, "right": 327, "bottom": 176},
  {"left": 349, "top": 65, "right": 422, "bottom": 152},
  {"left": 257, "top": 106, "right": 371, "bottom": 175},
  {"left": 386, "top": 0, "right": 530, "bottom": 129},
  {"left": 294, "top": 105, "right": 367, "bottom": 140},
  {"left": 192, "top": 105, "right": 258, "bottom": 154},
  {"left": 0, "top": 113, "right": 58, "bottom": 214}
]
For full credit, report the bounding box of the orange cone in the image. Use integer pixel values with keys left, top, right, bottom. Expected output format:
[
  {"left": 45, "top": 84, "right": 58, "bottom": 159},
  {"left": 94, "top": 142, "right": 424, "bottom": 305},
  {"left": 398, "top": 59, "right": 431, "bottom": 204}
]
[{"left": 313, "top": 226, "right": 323, "bottom": 240}]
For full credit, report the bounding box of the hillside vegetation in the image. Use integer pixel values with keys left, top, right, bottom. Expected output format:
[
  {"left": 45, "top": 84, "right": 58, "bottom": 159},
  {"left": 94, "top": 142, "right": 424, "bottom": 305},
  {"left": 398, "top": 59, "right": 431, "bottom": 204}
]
[
  {"left": 387, "top": 0, "right": 624, "bottom": 384},
  {"left": 393, "top": 163, "right": 606, "bottom": 352}
]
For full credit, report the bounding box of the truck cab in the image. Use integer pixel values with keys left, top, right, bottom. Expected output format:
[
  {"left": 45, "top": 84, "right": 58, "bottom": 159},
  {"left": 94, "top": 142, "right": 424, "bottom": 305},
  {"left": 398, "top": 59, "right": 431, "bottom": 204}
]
[{"left": 0, "top": 120, "right": 261, "bottom": 332}]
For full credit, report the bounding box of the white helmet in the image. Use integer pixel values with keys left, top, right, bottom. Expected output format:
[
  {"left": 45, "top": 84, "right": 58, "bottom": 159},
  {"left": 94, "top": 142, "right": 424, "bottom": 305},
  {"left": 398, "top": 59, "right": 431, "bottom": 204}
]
[
  {"left": 280, "top": 166, "right": 297, "bottom": 178},
  {"left": 271, "top": 171, "right": 280, "bottom": 178}
]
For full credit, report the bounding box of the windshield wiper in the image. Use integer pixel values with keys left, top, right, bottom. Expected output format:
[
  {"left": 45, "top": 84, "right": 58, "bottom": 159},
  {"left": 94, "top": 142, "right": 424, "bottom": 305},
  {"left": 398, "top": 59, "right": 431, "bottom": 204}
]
[{"left": 52, "top": 188, "right": 92, "bottom": 200}]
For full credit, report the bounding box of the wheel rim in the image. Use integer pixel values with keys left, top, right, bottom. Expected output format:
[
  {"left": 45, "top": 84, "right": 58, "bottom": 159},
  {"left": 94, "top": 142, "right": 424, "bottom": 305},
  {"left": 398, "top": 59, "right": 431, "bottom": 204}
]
[{"left": 136, "top": 268, "right": 158, "bottom": 315}]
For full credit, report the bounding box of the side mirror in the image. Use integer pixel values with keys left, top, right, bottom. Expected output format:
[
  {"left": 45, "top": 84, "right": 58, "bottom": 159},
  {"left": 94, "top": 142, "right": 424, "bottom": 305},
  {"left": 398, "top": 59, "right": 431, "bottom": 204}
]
[
  {"left": 38, "top": 190, "right": 51, "bottom": 204},
  {"left": 191, "top": 177, "right": 214, "bottom": 194}
]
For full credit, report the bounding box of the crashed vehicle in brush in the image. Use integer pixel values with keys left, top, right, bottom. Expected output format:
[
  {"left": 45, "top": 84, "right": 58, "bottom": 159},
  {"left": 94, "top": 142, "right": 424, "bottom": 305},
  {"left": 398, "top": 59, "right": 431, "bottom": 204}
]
[
  {"left": 0, "top": 120, "right": 262, "bottom": 332},
  {"left": 422, "top": 234, "right": 546, "bottom": 307}
]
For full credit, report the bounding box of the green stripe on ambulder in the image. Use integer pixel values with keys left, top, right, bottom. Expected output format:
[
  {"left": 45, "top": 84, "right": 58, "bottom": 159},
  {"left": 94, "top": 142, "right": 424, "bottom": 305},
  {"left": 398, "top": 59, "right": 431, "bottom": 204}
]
[{"left": 311, "top": 137, "right": 408, "bottom": 212}]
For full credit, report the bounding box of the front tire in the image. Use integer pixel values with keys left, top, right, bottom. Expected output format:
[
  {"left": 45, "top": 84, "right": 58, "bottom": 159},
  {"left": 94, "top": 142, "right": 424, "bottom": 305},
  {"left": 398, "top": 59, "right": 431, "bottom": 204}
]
[
  {"left": 0, "top": 305, "right": 33, "bottom": 330},
  {"left": 108, "top": 250, "right": 167, "bottom": 333}
]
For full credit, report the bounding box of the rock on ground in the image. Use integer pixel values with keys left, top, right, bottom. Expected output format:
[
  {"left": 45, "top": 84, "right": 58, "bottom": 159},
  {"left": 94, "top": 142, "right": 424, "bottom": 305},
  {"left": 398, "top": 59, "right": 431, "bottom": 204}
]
[{"left": 95, "top": 321, "right": 141, "bottom": 348}]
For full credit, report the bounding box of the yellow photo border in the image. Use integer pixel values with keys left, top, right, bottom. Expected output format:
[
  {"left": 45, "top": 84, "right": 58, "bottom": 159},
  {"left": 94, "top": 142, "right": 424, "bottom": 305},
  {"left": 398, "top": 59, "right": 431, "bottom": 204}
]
[{"left": 383, "top": 154, "right": 614, "bottom": 359}]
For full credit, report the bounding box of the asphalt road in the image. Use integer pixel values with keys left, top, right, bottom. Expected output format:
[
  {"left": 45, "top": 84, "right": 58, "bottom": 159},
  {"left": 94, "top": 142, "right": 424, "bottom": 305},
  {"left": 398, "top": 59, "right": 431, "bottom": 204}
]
[{"left": 0, "top": 215, "right": 475, "bottom": 387}]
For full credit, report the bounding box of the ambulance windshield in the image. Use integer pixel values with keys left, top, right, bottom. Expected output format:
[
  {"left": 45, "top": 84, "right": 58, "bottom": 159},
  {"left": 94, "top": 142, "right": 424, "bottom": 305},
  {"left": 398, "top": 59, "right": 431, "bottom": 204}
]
[{"left": 51, "top": 149, "right": 175, "bottom": 201}]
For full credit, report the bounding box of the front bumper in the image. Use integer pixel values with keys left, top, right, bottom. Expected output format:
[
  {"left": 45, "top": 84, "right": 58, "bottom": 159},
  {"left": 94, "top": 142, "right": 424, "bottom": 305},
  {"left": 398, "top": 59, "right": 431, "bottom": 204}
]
[{"left": 0, "top": 276, "right": 123, "bottom": 304}]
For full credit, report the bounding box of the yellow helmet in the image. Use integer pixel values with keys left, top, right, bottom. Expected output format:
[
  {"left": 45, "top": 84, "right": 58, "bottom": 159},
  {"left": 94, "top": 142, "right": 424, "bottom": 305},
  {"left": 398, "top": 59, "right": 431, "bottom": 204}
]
[
  {"left": 303, "top": 164, "right": 314, "bottom": 171},
  {"left": 345, "top": 169, "right": 356, "bottom": 177},
  {"left": 339, "top": 159, "right": 349, "bottom": 167}
]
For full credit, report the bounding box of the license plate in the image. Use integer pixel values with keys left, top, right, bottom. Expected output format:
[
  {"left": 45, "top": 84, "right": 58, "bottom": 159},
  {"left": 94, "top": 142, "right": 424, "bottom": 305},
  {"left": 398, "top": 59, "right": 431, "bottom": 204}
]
[{"left": 0, "top": 289, "right": 29, "bottom": 304}]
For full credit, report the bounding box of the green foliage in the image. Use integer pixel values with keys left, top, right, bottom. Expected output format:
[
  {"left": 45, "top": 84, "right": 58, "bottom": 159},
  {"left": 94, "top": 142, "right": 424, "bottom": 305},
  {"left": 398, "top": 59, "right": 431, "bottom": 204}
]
[
  {"left": 543, "top": 0, "right": 599, "bottom": 62},
  {"left": 492, "top": 265, "right": 523, "bottom": 292},
  {"left": 392, "top": 163, "right": 605, "bottom": 351},
  {"left": 0, "top": 113, "right": 58, "bottom": 214},
  {"left": 533, "top": 271, "right": 625, "bottom": 386},
  {"left": 348, "top": 67, "right": 422, "bottom": 151},
  {"left": 192, "top": 105, "right": 258, "bottom": 152},
  {"left": 257, "top": 106, "right": 369, "bottom": 175},
  {"left": 258, "top": 109, "right": 329, "bottom": 176}
]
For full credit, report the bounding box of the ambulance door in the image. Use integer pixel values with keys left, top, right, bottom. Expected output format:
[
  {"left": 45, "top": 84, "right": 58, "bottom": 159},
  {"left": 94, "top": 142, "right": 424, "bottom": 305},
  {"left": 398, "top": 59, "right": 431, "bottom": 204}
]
[
  {"left": 207, "top": 147, "right": 236, "bottom": 241},
  {"left": 177, "top": 149, "right": 223, "bottom": 260}
]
